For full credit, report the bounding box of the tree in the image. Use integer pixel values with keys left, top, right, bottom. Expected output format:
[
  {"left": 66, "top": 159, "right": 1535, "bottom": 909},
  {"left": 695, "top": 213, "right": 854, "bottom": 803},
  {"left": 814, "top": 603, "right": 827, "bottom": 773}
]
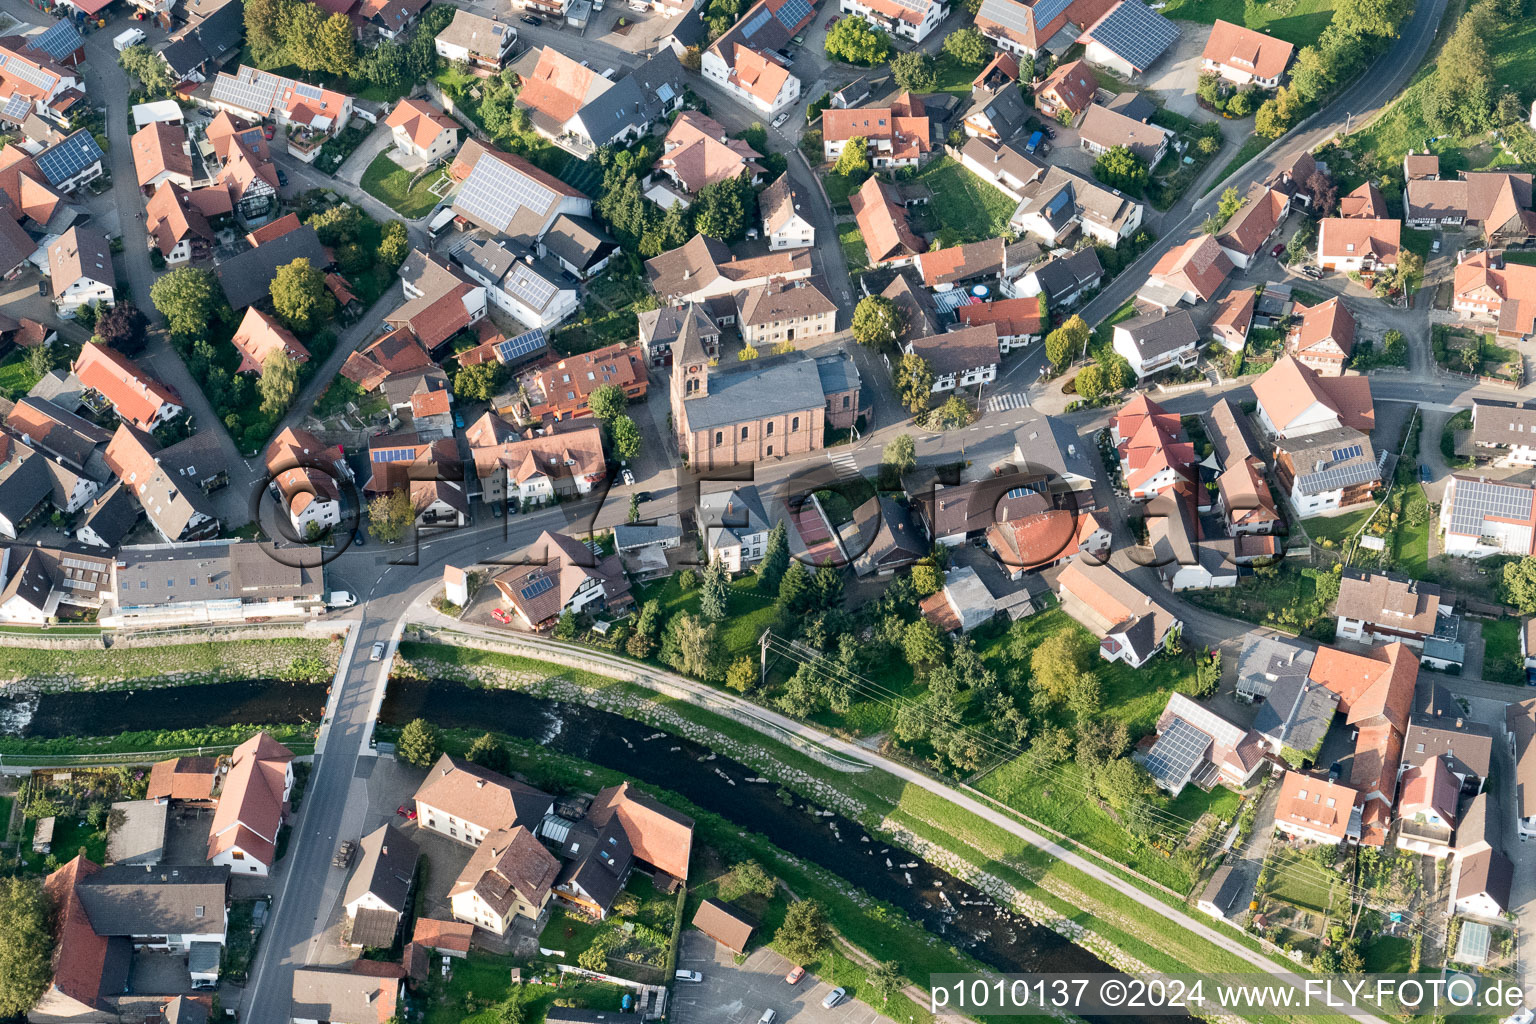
[
  {"left": 725, "top": 656, "right": 758, "bottom": 693},
  {"left": 895, "top": 353, "right": 934, "bottom": 414},
  {"left": 903, "top": 617, "right": 946, "bottom": 670},
  {"left": 1305, "top": 169, "right": 1337, "bottom": 215},
  {"left": 1066, "top": 671, "right": 1102, "bottom": 726},
  {"left": 359, "top": 38, "right": 408, "bottom": 95},
  {"left": 1288, "top": 44, "right": 1332, "bottom": 102},
  {"left": 610, "top": 415, "right": 642, "bottom": 462},
  {"left": 882, "top": 433, "right": 917, "bottom": 475},
  {"left": 0, "top": 877, "right": 51, "bottom": 1017},
  {"left": 397, "top": 718, "right": 441, "bottom": 767},
  {"left": 1103, "top": 353, "right": 1133, "bottom": 392},
  {"left": 825, "top": 16, "right": 891, "bottom": 65},
  {"left": 368, "top": 488, "right": 414, "bottom": 544},
  {"left": 1383, "top": 329, "right": 1406, "bottom": 359},
  {"left": 776, "top": 558, "right": 809, "bottom": 610},
  {"left": 719, "top": 860, "right": 776, "bottom": 901},
  {"left": 627, "top": 598, "right": 663, "bottom": 658},
  {"left": 271, "top": 257, "right": 334, "bottom": 334},
  {"left": 910, "top": 561, "right": 942, "bottom": 595},
  {"left": 1255, "top": 85, "right": 1301, "bottom": 139},
  {"left": 22, "top": 344, "right": 51, "bottom": 390},
  {"left": 554, "top": 609, "right": 578, "bottom": 639},
  {"left": 775, "top": 899, "right": 831, "bottom": 966},
  {"left": 811, "top": 563, "right": 844, "bottom": 612},
  {"left": 1196, "top": 71, "right": 1221, "bottom": 105},
  {"left": 933, "top": 394, "right": 971, "bottom": 428},
  {"left": 833, "top": 136, "right": 871, "bottom": 177},
  {"left": 467, "top": 732, "right": 510, "bottom": 774},
  {"left": 378, "top": 220, "right": 410, "bottom": 270},
  {"left": 694, "top": 173, "right": 748, "bottom": 239},
  {"left": 627, "top": 494, "right": 641, "bottom": 523},
  {"left": 942, "top": 26, "right": 987, "bottom": 67},
  {"left": 151, "top": 266, "right": 219, "bottom": 338},
  {"left": 1334, "top": 0, "right": 1414, "bottom": 36},
  {"left": 307, "top": 203, "right": 363, "bottom": 246},
  {"left": 1092, "top": 757, "right": 1156, "bottom": 812},
  {"left": 1030, "top": 631, "right": 1087, "bottom": 706},
  {"left": 1225, "top": 87, "right": 1254, "bottom": 118},
  {"left": 891, "top": 51, "right": 936, "bottom": 92},
  {"left": 867, "top": 961, "right": 904, "bottom": 1005},
  {"left": 455, "top": 361, "right": 498, "bottom": 401},
  {"left": 119, "top": 45, "right": 174, "bottom": 95},
  {"left": 588, "top": 383, "right": 628, "bottom": 422},
  {"left": 1217, "top": 186, "right": 1245, "bottom": 223},
  {"left": 283, "top": 0, "right": 326, "bottom": 71},
  {"left": 245, "top": 0, "right": 295, "bottom": 65},
  {"left": 1502, "top": 557, "right": 1536, "bottom": 612},
  {"left": 494, "top": 992, "right": 527, "bottom": 1024},
  {"left": 700, "top": 558, "right": 730, "bottom": 622},
  {"left": 1074, "top": 363, "right": 1106, "bottom": 400},
  {"left": 1045, "top": 314, "right": 1090, "bottom": 368},
  {"left": 758, "top": 521, "right": 789, "bottom": 593},
  {"left": 851, "top": 294, "right": 901, "bottom": 348},
  {"left": 317, "top": 12, "right": 357, "bottom": 77},
  {"left": 660, "top": 612, "right": 722, "bottom": 680},
  {"left": 259, "top": 349, "right": 299, "bottom": 416},
  {"left": 1092, "top": 144, "right": 1148, "bottom": 194}
]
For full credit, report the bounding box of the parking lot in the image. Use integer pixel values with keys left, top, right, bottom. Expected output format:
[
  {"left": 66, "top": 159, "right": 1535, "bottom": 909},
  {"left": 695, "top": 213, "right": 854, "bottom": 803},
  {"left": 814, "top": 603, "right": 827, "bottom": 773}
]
[{"left": 671, "top": 931, "right": 897, "bottom": 1024}]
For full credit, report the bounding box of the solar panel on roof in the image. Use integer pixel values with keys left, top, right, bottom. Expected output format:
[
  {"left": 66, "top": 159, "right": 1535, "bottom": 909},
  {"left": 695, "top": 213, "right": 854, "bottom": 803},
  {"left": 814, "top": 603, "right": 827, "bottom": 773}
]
[
  {"left": 1, "top": 51, "right": 58, "bottom": 92},
  {"left": 774, "top": 0, "right": 811, "bottom": 29},
  {"left": 520, "top": 575, "right": 555, "bottom": 601},
  {"left": 977, "top": 0, "right": 1035, "bottom": 36},
  {"left": 293, "top": 82, "right": 324, "bottom": 101},
  {"left": 1448, "top": 477, "right": 1536, "bottom": 536},
  {"left": 1296, "top": 459, "right": 1379, "bottom": 496},
  {"left": 372, "top": 447, "right": 417, "bottom": 463},
  {"left": 1031, "top": 0, "right": 1075, "bottom": 29},
  {"left": 30, "top": 21, "right": 82, "bottom": 62},
  {"left": 34, "top": 131, "right": 102, "bottom": 186},
  {"left": 505, "top": 261, "right": 560, "bottom": 310},
  {"left": 0, "top": 93, "right": 30, "bottom": 122},
  {"left": 739, "top": 6, "right": 772, "bottom": 37},
  {"left": 455, "top": 152, "right": 558, "bottom": 234},
  {"left": 1142, "top": 718, "right": 1210, "bottom": 788},
  {"left": 1086, "top": 0, "right": 1180, "bottom": 71},
  {"left": 494, "top": 328, "right": 549, "bottom": 363},
  {"left": 1331, "top": 444, "right": 1362, "bottom": 461}
]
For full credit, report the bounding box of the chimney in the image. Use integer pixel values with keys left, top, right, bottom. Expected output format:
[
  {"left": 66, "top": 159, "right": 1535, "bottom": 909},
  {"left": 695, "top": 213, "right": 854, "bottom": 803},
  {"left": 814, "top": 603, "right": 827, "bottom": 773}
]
[
  {"left": 1456, "top": 717, "right": 1464, "bottom": 728},
  {"left": 475, "top": 779, "right": 485, "bottom": 788}
]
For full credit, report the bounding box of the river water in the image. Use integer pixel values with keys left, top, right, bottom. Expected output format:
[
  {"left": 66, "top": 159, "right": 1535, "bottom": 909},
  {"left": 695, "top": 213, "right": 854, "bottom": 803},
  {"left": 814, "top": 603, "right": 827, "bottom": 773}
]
[{"left": 0, "top": 679, "right": 328, "bottom": 737}]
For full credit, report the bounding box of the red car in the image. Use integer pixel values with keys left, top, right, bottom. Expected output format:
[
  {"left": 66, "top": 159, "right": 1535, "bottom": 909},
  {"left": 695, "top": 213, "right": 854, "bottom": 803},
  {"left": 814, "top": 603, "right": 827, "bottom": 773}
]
[
  {"left": 825, "top": 15, "right": 838, "bottom": 27},
  {"left": 785, "top": 966, "right": 805, "bottom": 985},
  {"left": 263, "top": 124, "right": 275, "bottom": 141},
  {"left": 396, "top": 805, "right": 418, "bottom": 820},
  {"left": 1271, "top": 243, "right": 1286, "bottom": 257}
]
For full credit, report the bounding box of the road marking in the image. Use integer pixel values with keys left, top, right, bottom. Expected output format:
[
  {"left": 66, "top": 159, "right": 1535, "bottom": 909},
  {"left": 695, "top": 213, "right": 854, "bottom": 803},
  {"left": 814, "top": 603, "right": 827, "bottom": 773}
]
[
  {"left": 826, "top": 450, "right": 861, "bottom": 478},
  {"left": 986, "top": 391, "right": 1031, "bottom": 413}
]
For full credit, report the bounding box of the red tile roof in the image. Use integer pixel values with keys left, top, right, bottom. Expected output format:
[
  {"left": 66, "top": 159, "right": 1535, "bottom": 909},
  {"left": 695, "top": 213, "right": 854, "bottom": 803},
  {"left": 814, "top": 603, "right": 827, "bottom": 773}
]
[
  {"left": 1202, "top": 20, "right": 1294, "bottom": 81},
  {"left": 72, "top": 343, "right": 179, "bottom": 429}
]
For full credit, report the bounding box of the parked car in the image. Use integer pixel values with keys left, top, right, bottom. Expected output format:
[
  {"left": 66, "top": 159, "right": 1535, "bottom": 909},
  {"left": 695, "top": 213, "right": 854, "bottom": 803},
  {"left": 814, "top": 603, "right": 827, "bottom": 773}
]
[
  {"left": 328, "top": 591, "right": 356, "bottom": 608},
  {"left": 492, "top": 502, "right": 503, "bottom": 518},
  {"left": 634, "top": 491, "right": 652, "bottom": 503},
  {"left": 453, "top": 411, "right": 465, "bottom": 428},
  {"left": 370, "top": 642, "right": 386, "bottom": 662},
  {"left": 621, "top": 468, "right": 636, "bottom": 486},
  {"left": 1041, "top": 125, "right": 1055, "bottom": 139},
  {"left": 522, "top": 13, "right": 542, "bottom": 24},
  {"left": 263, "top": 123, "right": 275, "bottom": 141},
  {"left": 1328, "top": 761, "right": 1343, "bottom": 782},
  {"left": 757, "top": 1012, "right": 776, "bottom": 1024},
  {"left": 396, "top": 805, "right": 417, "bottom": 820},
  {"left": 822, "top": 988, "right": 847, "bottom": 1009},
  {"left": 353, "top": 531, "right": 365, "bottom": 547},
  {"left": 772, "top": 111, "right": 790, "bottom": 128},
  {"left": 276, "top": 168, "right": 288, "bottom": 187},
  {"left": 1432, "top": 238, "right": 1442, "bottom": 253},
  {"left": 785, "top": 966, "right": 805, "bottom": 985},
  {"left": 825, "top": 14, "right": 838, "bottom": 26},
  {"left": 1271, "top": 243, "right": 1285, "bottom": 257},
  {"left": 675, "top": 970, "right": 703, "bottom": 983},
  {"left": 1300, "top": 265, "right": 1324, "bottom": 279},
  {"left": 1419, "top": 464, "right": 1431, "bottom": 482}
]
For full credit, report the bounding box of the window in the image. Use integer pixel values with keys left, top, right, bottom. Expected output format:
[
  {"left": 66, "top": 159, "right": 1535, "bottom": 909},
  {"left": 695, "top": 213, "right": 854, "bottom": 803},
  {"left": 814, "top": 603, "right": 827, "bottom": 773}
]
[
  {"left": 232, "top": 851, "right": 245, "bottom": 860},
  {"left": 741, "top": 426, "right": 749, "bottom": 440},
  {"left": 791, "top": 416, "right": 799, "bottom": 431},
  {"left": 715, "top": 431, "right": 723, "bottom": 445},
  {"left": 766, "top": 421, "right": 774, "bottom": 436},
  {"left": 842, "top": 395, "right": 850, "bottom": 408},
  {"left": 766, "top": 444, "right": 773, "bottom": 456}
]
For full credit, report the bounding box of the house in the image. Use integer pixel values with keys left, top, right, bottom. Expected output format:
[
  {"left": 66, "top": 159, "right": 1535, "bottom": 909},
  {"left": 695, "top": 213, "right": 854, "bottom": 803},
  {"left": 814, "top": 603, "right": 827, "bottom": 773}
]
[
  {"left": 1140, "top": 234, "right": 1232, "bottom": 307},
  {"left": 230, "top": 307, "right": 310, "bottom": 376},
  {"left": 291, "top": 967, "right": 401, "bottom": 1024},
  {"left": 1317, "top": 217, "right": 1400, "bottom": 274},
  {"left": 920, "top": 564, "right": 1019, "bottom": 632},
  {"left": 492, "top": 530, "right": 633, "bottom": 627},
  {"left": 962, "top": 82, "right": 1032, "bottom": 142},
  {"left": 1114, "top": 394, "right": 1196, "bottom": 501},
  {"left": 1394, "top": 755, "right": 1460, "bottom": 857},
  {"left": 852, "top": 494, "right": 927, "bottom": 576},
  {"left": 385, "top": 99, "right": 459, "bottom": 163},
  {"left": 146, "top": 756, "right": 217, "bottom": 804},
  {"left": 0, "top": 37, "right": 79, "bottom": 121},
  {"left": 645, "top": 233, "right": 812, "bottom": 303},
  {"left": 905, "top": 324, "right": 1000, "bottom": 393},
  {"left": 1285, "top": 298, "right": 1356, "bottom": 376},
  {"left": 1274, "top": 771, "right": 1361, "bottom": 844},
  {"left": 1237, "top": 634, "right": 1334, "bottom": 759},
  {"left": 737, "top": 278, "right": 837, "bottom": 347},
  {"left": 916, "top": 238, "right": 1005, "bottom": 293},
  {"left": 411, "top": 918, "right": 474, "bottom": 958},
  {"left": 1404, "top": 690, "right": 1492, "bottom": 793},
  {"left": 343, "top": 825, "right": 419, "bottom": 949},
  {"left": 1013, "top": 246, "right": 1103, "bottom": 306},
  {"left": 101, "top": 425, "right": 222, "bottom": 542},
  {"left": 1439, "top": 474, "right": 1536, "bottom": 557},
  {"left": 387, "top": 250, "right": 488, "bottom": 354},
  {"left": 516, "top": 47, "right": 687, "bottom": 153},
  {"left": 544, "top": 782, "right": 694, "bottom": 918},
  {"left": 921, "top": 468, "right": 1093, "bottom": 548},
  {"left": 822, "top": 92, "right": 931, "bottom": 169},
  {"left": 1251, "top": 355, "right": 1374, "bottom": 438},
  {"left": 0, "top": 544, "right": 112, "bottom": 623},
  {"left": 1140, "top": 692, "right": 1265, "bottom": 795},
  {"left": 1340, "top": 181, "right": 1389, "bottom": 219},
  {"left": 1215, "top": 184, "right": 1289, "bottom": 270},
  {"left": 448, "top": 825, "right": 559, "bottom": 935},
  {"left": 5, "top": 395, "right": 110, "bottom": 481},
  {"left": 1403, "top": 159, "right": 1536, "bottom": 240},
  {"left": 451, "top": 235, "right": 578, "bottom": 332},
  {"left": 1078, "top": 103, "right": 1170, "bottom": 167},
  {"left": 156, "top": 0, "right": 242, "bottom": 84},
  {"left": 206, "top": 732, "right": 293, "bottom": 876},
  {"left": 670, "top": 325, "right": 845, "bottom": 468},
  {"left": 1506, "top": 699, "right": 1536, "bottom": 838},
  {"left": 264, "top": 426, "right": 351, "bottom": 537},
  {"left": 207, "top": 67, "right": 354, "bottom": 161},
  {"left": 837, "top": 0, "right": 949, "bottom": 42},
  {"left": 72, "top": 343, "right": 181, "bottom": 430},
  {"left": 974, "top": 0, "right": 1118, "bottom": 58},
  {"left": 362, "top": 433, "right": 468, "bottom": 527},
  {"left": 538, "top": 215, "right": 617, "bottom": 281},
  {"left": 657, "top": 111, "right": 765, "bottom": 195},
  {"left": 1469, "top": 398, "right": 1536, "bottom": 464},
  {"left": 987, "top": 508, "right": 1111, "bottom": 576},
  {"left": 638, "top": 302, "right": 720, "bottom": 366},
  {"left": 48, "top": 226, "right": 114, "bottom": 318},
  {"left": 451, "top": 139, "right": 593, "bottom": 244},
  {"left": 1080, "top": 0, "right": 1180, "bottom": 77},
  {"left": 468, "top": 418, "right": 604, "bottom": 507},
  {"left": 435, "top": 10, "right": 517, "bottom": 71},
  {"left": 974, "top": 51, "right": 1022, "bottom": 92},
  {"left": 957, "top": 136, "right": 1044, "bottom": 203},
  {"left": 1057, "top": 556, "right": 1181, "bottom": 667},
  {"left": 1217, "top": 456, "right": 1280, "bottom": 535},
  {"left": 359, "top": 0, "right": 431, "bottom": 38},
  {"left": 700, "top": 0, "right": 813, "bottom": 115},
  {"left": 1146, "top": 484, "right": 1239, "bottom": 591},
  {"left": 614, "top": 518, "right": 684, "bottom": 578},
  {"left": 1112, "top": 309, "right": 1199, "bottom": 379},
  {"left": 215, "top": 226, "right": 331, "bottom": 312},
  {"left": 1035, "top": 59, "right": 1098, "bottom": 123},
  {"left": 514, "top": 342, "right": 647, "bottom": 422},
  {"left": 413, "top": 754, "right": 554, "bottom": 846},
  {"left": 103, "top": 541, "right": 325, "bottom": 626},
  {"left": 1200, "top": 20, "right": 1293, "bottom": 87},
  {"left": 1450, "top": 791, "right": 1513, "bottom": 918},
  {"left": 146, "top": 182, "right": 225, "bottom": 264},
  {"left": 1272, "top": 427, "right": 1380, "bottom": 518},
  {"left": 953, "top": 297, "right": 1044, "bottom": 352},
  {"left": 1010, "top": 165, "right": 1145, "bottom": 246},
  {"left": 202, "top": 112, "right": 279, "bottom": 221},
  {"left": 342, "top": 326, "right": 436, "bottom": 392},
  {"left": 1453, "top": 249, "right": 1536, "bottom": 342},
  {"left": 760, "top": 173, "right": 814, "bottom": 249},
  {"left": 850, "top": 176, "right": 924, "bottom": 265},
  {"left": 1197, "top": 865, "right": 1247, "bottom": 919},
  {"left": 697, "top": 483, "right": 769, "bottom": 570},
  {"left": 1209, "top": 287, "right": 1256, "bottom": 351},
  {"left": 692, "top": 898, "right": 756, "bottom": 955},
  {"left": 131, "top": 121, "right": 193, "bottom": 190}
]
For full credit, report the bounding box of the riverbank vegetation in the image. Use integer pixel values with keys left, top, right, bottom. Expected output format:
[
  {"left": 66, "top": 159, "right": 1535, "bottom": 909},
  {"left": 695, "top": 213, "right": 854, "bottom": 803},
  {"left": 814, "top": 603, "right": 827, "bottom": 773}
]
[
  {"left": 0, "top": 636, "right": 341, "bottom": 687},
  {"left": 0, "top": 722, "right": 317, "bottom": 759}
]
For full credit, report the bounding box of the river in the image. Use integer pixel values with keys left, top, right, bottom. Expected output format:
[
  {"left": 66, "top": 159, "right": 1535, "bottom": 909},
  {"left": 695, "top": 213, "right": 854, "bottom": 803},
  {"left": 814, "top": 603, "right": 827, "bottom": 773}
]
[{"left": 0, "top": 679, "right": 328, "bottom": 738}]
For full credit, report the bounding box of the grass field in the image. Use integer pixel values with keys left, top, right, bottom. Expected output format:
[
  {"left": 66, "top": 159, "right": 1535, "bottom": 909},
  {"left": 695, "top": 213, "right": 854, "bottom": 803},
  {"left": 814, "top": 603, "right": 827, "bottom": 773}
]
[
  {"left": 1481, "top": 617, "right": 1524, "bottom": 684},
  {"left": 910, "top": 156, "right": 1018, "bottom": 246},
  {"left": 0, "top": 348, "right": 34, "bottom": 400},
  {"left": 1304, "top": 505, "right": 1377, "bottom": 545},
  {"left": 632, "top": 574, "right": 780, "bottom": 668},
  {"left": 1158, "top": 0, "right": 1343, "bottom": 46},
  {"left": 1363, "top": 934, "right": 1413, "bottom": 973},
  {"left": 839, "top": 224, "right": 869, "bottom": 272},
  {"left": 1265, "top": 845, "right": 1339, "bottom": 915},
  {"left": 0, "top": 637, "right": 338, "bottom": 686},
  {"left": 359, "top": 150, "right": 448, "bottom": 218}
]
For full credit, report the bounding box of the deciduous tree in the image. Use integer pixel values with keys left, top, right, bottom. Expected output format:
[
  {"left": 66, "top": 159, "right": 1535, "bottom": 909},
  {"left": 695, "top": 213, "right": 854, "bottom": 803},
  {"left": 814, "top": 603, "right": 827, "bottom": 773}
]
[
  {"left": 258, "top": 349, "right": 298, "bottom": 416},
  {"left": 659, "top": 612, "right": 722, "bottom": 680},
  {"left": 775, "top": 899, "right": 831, "bottom": 965},
  {"left": 1074, "top": 363, "right": 1106, "bottom": 400},
  {"left": 0, "top": 878, "right": 52, "bottom": 1017},
  {"left": 891, "top": 51, "right": 936, "bottom": 92},
  {"left": 610, "top": 414, "right": 642, "bottom": 462},
  {"left": 151, "top": 266, "right": 219, "bottom": 338},
  {"left": 1092, "top": 144, "right": 1148, "bottom": 194},
  {"left": 318, "top": 12, "right": 357, "bottom": 78},
  {"left": 851, "top": 294, "right": 901, "bottom": 348},
  {"left": 467, "top": 733, "right": 510, "bottom": 774},
  {"left": 119, "top": 45, "right": 173, "bottom": 95},
  {"left": 942, "top": 26, "right": 987, "bottom": 67},
  {"left": 833, "top": 136, "right": 871, "bottom": 177},
  {"left": 368, "top": 488, "right": 414, "bottom": 544},
  {"left": 454, "top": 361, "right": 499, "bottom": 401},
  {"left": 896, "top": 353, "right": 934, "bottom": 414},
  {"left": 720, "top": 860, "right": 777, "bottom": 900},
  {"left": 825, "top": 16, "right": 891, "bottom": 65},
  {"left": 725, "top": 656, "right": 758, "bottom": 693},
  {"left": 378, "top": 220, "right": 410, "bottom": 270},
  {"left": 588, "top": 383, "right": 628, "bottom": 422},
  {"left": 270, "top": 257, "right": 334, "bottom": 334},
  {"left": 882, "top": 433, "right": 916, "bottom": 475}
]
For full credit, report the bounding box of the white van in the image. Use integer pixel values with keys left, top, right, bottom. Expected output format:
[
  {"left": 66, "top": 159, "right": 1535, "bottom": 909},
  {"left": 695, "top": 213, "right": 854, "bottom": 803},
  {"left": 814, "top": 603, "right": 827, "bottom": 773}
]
[{"left": 114, "top": 28, "right": 146, "bottom": 52}]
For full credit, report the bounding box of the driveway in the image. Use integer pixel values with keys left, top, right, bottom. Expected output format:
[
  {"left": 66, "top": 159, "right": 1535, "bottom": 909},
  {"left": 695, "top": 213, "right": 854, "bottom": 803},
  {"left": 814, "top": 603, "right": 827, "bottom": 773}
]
[
  {"left": 1138, "top": 23, "right": 1250, "bottom": 142},
  {"left": 671, "top": 931, "right": 897, "bottom": 1024}
]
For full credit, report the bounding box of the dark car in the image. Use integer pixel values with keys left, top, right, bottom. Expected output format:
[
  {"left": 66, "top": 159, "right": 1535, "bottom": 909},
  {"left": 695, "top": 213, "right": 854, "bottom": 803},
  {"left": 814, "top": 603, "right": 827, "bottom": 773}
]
[
  {"left": 1271, "top": 243, "right": 1285, "bottom": 257},
  {"left": 276, "top": 168, "right": 288, "bottom": 187},
  {"left": 1420, "top": 464, "right": 1431, "bottom": 482},
  {"left": 634, "top": 491, "right": 652, "bottom": 503},
  {"left": 521, "top": 13, "right": 542, "bottom": 24},
  {"left": 1328, "top": 761, "right": 1343, "bottom": 782},
  {"left": 1041, "top": 125, "right": 1055, "bottom": 139},
  {"left": 353, "top": 531, "right": 366, "bottom": 547}
]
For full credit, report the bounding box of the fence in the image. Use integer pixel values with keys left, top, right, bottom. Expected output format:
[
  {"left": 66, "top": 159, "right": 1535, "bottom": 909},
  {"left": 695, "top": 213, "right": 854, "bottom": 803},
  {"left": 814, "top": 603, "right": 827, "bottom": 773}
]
[{"left": 0, "top": 619, "right": 337, "bottom": 651}]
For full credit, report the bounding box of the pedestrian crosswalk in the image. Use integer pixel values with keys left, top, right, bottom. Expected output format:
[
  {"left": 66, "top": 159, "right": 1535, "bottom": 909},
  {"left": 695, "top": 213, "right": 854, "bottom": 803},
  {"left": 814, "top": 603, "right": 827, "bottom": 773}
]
[
  {"left": 827, "top": 450, "right": 861, "bottom": 478},
  {"left": 986, "top": 392, "right": 1031, "bottom": 414}
]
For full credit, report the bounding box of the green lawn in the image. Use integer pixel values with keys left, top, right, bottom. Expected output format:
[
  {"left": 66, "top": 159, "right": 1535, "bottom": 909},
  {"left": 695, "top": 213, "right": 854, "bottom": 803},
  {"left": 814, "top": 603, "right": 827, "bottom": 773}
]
[
  {"left": 1481, "top": 617, "right": 1524, "bottom": 684},
  {"left": 1089, "top": 299, "right": 1140, "bottom": 361},
  {"left": 1157, "top": 0, "right": 1343, "bottom": 46},
  {"left": 823, "top": 169, "right": 860, "bottom": 211},
  {"left": 0, "top": 349, "right": 34, "bottom": 399},
  {"left": 1264, "top": 845, "right": 1338, "bottom": 915},
  {"left": 1393, "top": 490, "right": 1431, "bottom": 577},
  {"left": 359, "top": 150, "right": 449, "bottom": 218},
  {"left": 1364, "top": 935, "right": 1414, "bottom": 973},
  {"left": 632, "top": 574, "right": 780, "bottom": 667},
  {"left": 910, "top": 156, "right": 1018, "bottom": 247},
  {"left": 839, "top": 224, "right": 869, "bottom": 272},
  {"left": 1304, "top": 505, "right": 1377, "bottom": 545}
]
